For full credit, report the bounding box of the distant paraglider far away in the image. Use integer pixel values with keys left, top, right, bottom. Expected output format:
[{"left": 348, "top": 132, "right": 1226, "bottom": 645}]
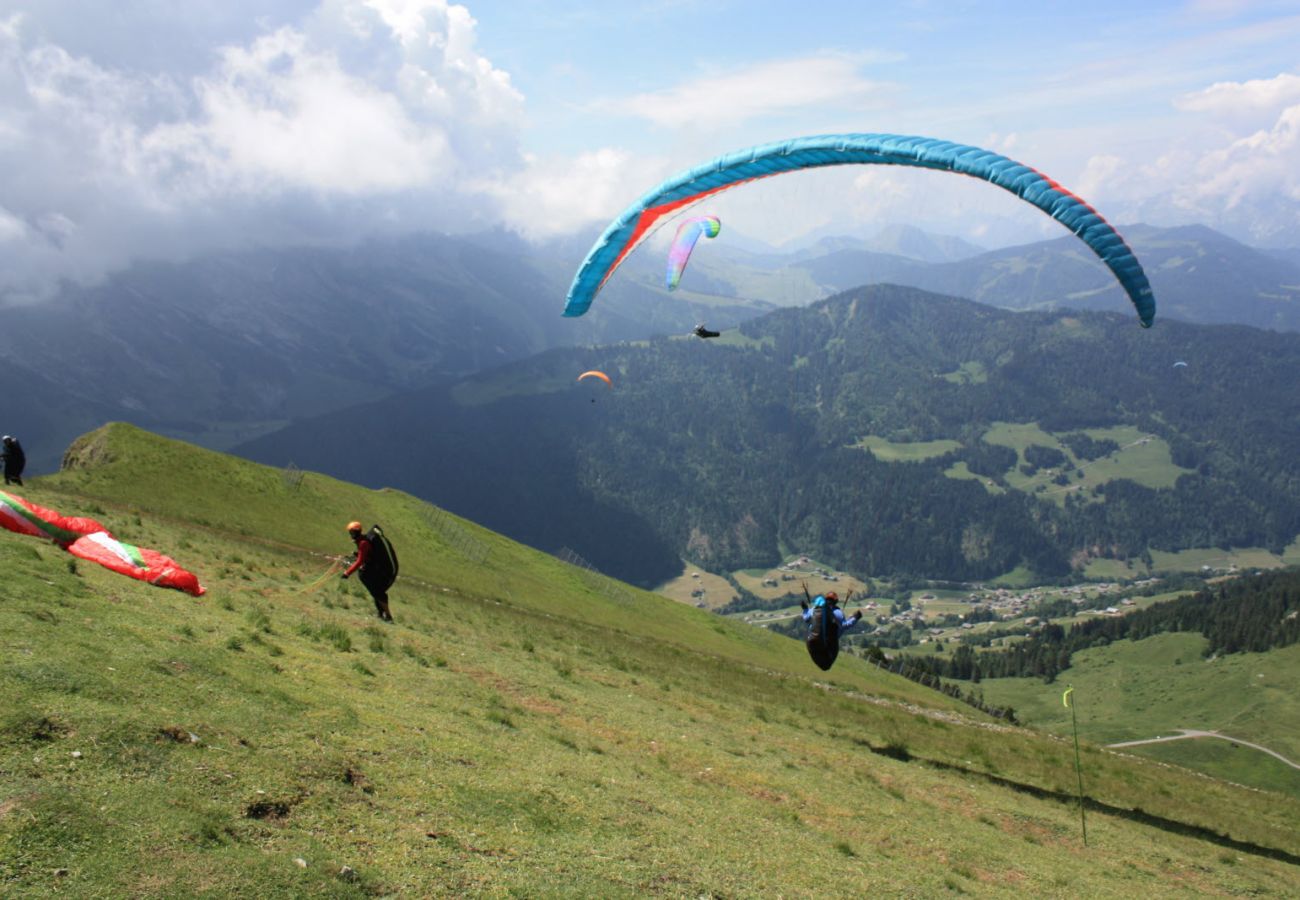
[
  {"left": 562, "top": 133, "right": 1155, "bottom": 327},
  {"left": 577, "top": 370, "right": 613, "bottom": 388}
]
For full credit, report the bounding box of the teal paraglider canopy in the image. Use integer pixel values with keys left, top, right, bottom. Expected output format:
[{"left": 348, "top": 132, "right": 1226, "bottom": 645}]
[{"left": 563, "top": 133, "right": 1155, "bottom": 327}]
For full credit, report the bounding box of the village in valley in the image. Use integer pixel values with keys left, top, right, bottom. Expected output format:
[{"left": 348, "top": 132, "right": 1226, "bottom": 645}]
[{"left": 655, "top": 551, "right": 1234, "bottom": 656}]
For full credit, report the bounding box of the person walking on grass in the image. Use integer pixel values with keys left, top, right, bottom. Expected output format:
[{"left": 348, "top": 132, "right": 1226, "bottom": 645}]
[
  {"left": 801, "top": 582, "right": 864, "bottom": 671},
  {"left": 3, "top": 435, "right": 26, "bottom": 486},
  {"left": 341, "top": 520, "right": 399, "bottom": 622}
]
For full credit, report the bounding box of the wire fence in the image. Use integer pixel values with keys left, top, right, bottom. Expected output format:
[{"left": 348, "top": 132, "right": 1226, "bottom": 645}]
[
  {"left": 281, "top": 462, "right": 304, "bottom": 490},
  {"left": 421, "top": 506, "right": 491, "bottom": 564},
  {"left": 554, "top": 547, "right": 638, "bottom": 605}
]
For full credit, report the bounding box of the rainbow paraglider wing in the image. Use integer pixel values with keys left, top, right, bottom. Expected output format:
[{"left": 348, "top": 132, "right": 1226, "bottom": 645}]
[
  {"left": 563, "top": 133, "right": 1154, "bottom": 327},
  {"left": 666, "top": 215, "right": 721, "bottom": 291}
]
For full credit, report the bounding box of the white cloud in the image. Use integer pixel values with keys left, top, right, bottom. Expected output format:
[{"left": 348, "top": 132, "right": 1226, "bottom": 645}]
[
  {"left": 606, "top": 53, "right": 897, "bottom": 129},
  {"left": 1073, "top": 154, "right": 1126, "bottom": 207},
  {"left": 1183, "top": 103, "right": 1300, "bottom": 221},
  {"left": 1132, "top": 75, "right": 1300, "bottom": 241},
  {"left": 149, "top": 26, "right": 451, "bottom": 195},
  {"left": 0, "top": 204, "right": 26, "bottom": 242},
  {"left": 1175, "top": 72, "right": 1300, "bottom": 118},
  {"left": 0, "top": 0, "right": 527, "bottom": 300},
  {"left": 488, "top": 147, "right": 663, "bottom": 240}
]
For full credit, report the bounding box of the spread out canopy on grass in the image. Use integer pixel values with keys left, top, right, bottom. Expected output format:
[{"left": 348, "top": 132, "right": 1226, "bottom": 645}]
[
  {"left": 666, "top": 215, "right": 721, "bottom": 290},
  {"left": 67, "top": 532, "right": 205, "bottom": 597},
  {"left": 0, "top": 489, "right": 204, "bottom": 596},
  {"left": 563, "top": 133, "right": 1155, "bottom": 327},
  {"left": 577, "top": 370, "right": 613, "bottom": 388},
  {"left": 0, "top": 489, "right": 108, "bottom": 545}
]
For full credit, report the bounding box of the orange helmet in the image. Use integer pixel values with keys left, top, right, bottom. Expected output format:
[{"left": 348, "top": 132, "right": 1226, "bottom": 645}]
[
  {"left": 825, "top": 591, "right": 839, "bottom": 602},
  {"left": 346, "top": 521, "right": 363, "bottom": 533}
]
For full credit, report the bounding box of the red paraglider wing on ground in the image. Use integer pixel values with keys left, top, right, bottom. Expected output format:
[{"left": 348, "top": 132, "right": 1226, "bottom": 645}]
[
  {"left": 67, "top": 532, "right": 206, "bottom": 597},
  {"left": 1, "top": 490, "right": 205, "bottom": 596},
  {"left": 0, "top": 489, "right": 110, "bottom": 546}
]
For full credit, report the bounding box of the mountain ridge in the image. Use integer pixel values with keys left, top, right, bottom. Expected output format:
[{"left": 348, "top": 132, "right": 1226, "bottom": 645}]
[
  {"left": 5, "top": 222, "right": 1298, "bottom": 475},
  {"left": 236, "top": 286, "right": 1300, "bottom": 587}
]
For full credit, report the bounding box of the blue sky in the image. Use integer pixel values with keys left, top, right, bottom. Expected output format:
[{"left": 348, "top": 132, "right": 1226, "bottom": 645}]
[
  {"left": 474, "top": 1, "right": 1294, "bottom": 145},
  {"left": 1, "top": 0, "right": 1299, "bottom": 299}
]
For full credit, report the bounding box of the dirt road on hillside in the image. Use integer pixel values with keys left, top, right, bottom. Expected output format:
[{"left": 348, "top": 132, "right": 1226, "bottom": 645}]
[{"left": 1107, "top": 730, "right": 1300, "bottom": 770}]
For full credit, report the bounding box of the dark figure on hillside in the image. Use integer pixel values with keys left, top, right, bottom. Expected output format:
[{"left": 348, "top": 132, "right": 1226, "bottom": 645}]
[
  {"left": 801, "top": 583, "right": 863, "bottom": 671},
  {"left": 692, "top": 323, "right": 720, "bottom": 339},
  {"left": 342, "top": 520, "right": 399, "bottom": 622},
  {"left": 2, "top": 436, "right": 26, "bottom": 486}
]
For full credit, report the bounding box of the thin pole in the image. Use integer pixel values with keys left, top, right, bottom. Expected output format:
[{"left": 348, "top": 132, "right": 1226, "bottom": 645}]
[{"left": 1066, "top": 686, "right": 1088, "bottom": 846}]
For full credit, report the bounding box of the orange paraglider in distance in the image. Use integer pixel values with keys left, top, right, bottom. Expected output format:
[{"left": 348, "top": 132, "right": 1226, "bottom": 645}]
[{"left": 577, "top": 370, "right": 612, "bottom": 388}]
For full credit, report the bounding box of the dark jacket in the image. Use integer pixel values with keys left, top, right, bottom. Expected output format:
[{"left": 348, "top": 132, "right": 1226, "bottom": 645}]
[{"left": 2, "top": 439, "right": 24, "bottom": 473}]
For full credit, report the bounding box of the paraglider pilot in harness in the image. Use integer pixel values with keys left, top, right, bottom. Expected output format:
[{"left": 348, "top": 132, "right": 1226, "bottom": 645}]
[
  {"left": 692, "top": 324, "right": 720, "bottom": 339},
  {"left": 342, "top": 521, "right": 398, "bottom": 622},
  {"left": 801, "top": 582, "right": 864, "bottom": 671},
  {"left": 2, "top": 435, "right": 25, "bottom": 486}
]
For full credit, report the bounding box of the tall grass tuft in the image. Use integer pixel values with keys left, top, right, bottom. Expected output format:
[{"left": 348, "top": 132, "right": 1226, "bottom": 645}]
[
  {"left": 400, "top": 644, "right": 430, "bottom": 667},
  {"left": 318, "top": 623, "right": 352, "bottom": 653},
  {"left": 245, "top": 606, "right": 272, "bottom": 634}
]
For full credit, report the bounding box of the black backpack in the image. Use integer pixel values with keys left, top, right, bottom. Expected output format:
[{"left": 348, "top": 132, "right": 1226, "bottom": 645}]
[
  {"left": 364, "top": 525, "right": 399, "bottom": 589},
  {"left": 806, "top": 597, "right": 842, "bottom": 644},
  {"left": 805, "top": 597, "right": 842, "bottom": 671}
]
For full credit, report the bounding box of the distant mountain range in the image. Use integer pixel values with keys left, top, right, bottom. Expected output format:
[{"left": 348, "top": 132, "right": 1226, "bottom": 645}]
[
  {"left": 780, "top": 223, "right": 1300, "bottom": 329},
  {"left": 682, "top": 223, "right": 1300, "bottom": 332},
  {"left": 4, "top": 222, "right": 1298, "bottom": 471},
  {"left": 237, "top": 286, "right": 1300, "bottom": 587}
]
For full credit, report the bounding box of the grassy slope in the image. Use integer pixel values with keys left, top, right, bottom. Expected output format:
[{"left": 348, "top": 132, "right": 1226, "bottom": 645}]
[
  {"left": 0, "top": 424, "right": 1296, "bottom": 897},
  {"left": 976, "top": 633, "right": 1300, "bottom": 797}
]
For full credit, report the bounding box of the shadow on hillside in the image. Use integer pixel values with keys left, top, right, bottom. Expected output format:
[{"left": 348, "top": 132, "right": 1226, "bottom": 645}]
[{"left": 861, "top": 741, "right": 1300, "bottom": 866}]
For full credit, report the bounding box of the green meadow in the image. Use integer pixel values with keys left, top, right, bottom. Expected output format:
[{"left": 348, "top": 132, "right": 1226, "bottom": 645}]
[
  {"left": 1082, "top": 557, "right": 1149, "bottom": 580},
  {"left": 2, "top": 424, "right": 1297, "bottom": 896},
  {"left": 854, "top": 435, "right": 963, "bottom": 462},
  {"left": 1085, "top": 542, "right": 1300, "bottom": 579},
  {"left": 980, "top": 423, "right": 1192, "bottom": 502},
  {"left": 976, "top": 633, "right": 1300, "bottom": 797},
  {"left": 938, "top": 361, "right": 989, "bottom": 384},
  {"left": 1149, "top": 545, "right": 1297, "bottom": 573},
  {"left": 942, "top": 460, "right": 1005, "bottom": 494},
  {"left": 655, "top": 559, "right": 739, "bottom": 609}
]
